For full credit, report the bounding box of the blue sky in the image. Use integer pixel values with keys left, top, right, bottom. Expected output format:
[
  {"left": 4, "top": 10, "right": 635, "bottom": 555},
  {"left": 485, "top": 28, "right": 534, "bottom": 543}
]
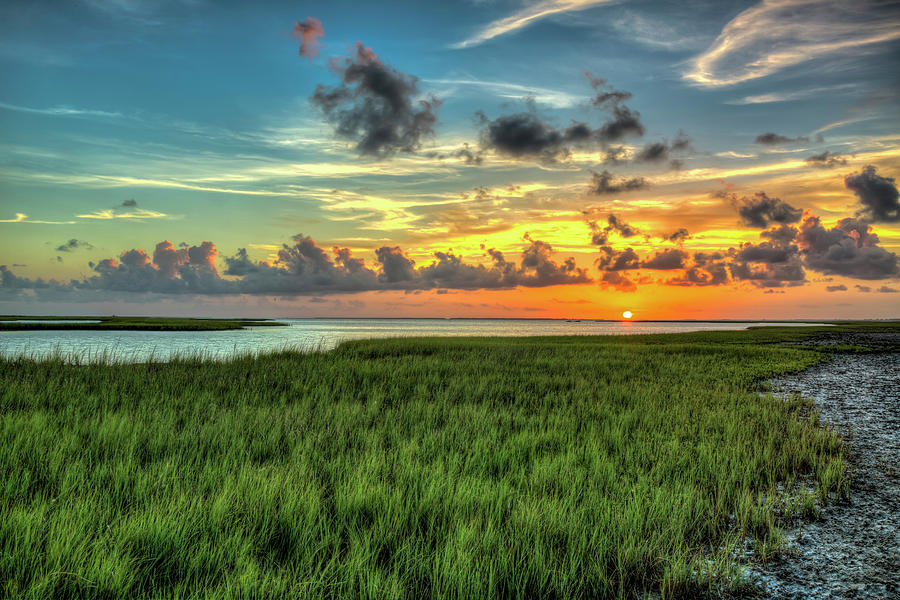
[{"left": 1, "top": 0, "right": 899, "bottom": 318}]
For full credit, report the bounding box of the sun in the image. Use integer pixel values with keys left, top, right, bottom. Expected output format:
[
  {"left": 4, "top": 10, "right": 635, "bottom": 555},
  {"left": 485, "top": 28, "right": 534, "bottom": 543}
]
[{"left": 622, "top": 311, "right": 633, "bottom": 319}]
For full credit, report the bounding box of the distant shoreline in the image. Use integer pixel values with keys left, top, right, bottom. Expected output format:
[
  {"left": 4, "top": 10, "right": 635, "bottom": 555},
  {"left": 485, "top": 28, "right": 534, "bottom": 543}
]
[
  {"left": 3, "top": 314, "right": 896, "bottom": 325},
  {"left": 0, "top": 316, "right": 286, "bottom": 331}
]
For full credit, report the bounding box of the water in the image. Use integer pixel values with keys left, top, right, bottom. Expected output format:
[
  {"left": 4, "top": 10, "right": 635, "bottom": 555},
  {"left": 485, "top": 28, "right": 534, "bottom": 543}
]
[{"left": 0, "top": 319, "right": 829, "bottom": 362}]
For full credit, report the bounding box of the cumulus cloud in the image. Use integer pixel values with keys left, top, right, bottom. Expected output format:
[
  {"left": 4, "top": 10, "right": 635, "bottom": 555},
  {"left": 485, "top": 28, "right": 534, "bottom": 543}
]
[
  {"left": 878, "top": 286, "right": 898, "bottom": 293},
  {"left": 754, "top": 132, "right": 809, "bottom": 146},
  {"left": 685, "top": 0, "right": 900, "bottom": 87},
  {"left": 760, "top": 224, "right": 799, "bottom": 245},
  {"left": 311, "top": 42, "right": 440, "bottom": 157},
  {"left": 589, "top": 170, "right": 647, "bottom": 195},
  {"left": 731, "top": 245, "right": 805, "bottom": 288},
  {"left": 2, "top": 234, "right": 591, "bottom": 298},
  {"left": 599, "top": 270, "right": 636, "bottom": 292},
  {"left": 735, "top": 192, "right": 803, "bottom": 228},
  {"left": 797, "top": 214, "right": 900, "bottom": 280},
  {"left": 121, "top": 199, "right": 137, "bottom": 207},
  {"left": 641, "top": 249, "right": 688, "bottom": 270},
  {"left": 595, "top": 246, "right": 640, "bottom": 271},
  {"left": 844, "top": 165, "right": 900, "bottom": 222},
  {"left": 293, "top": 17, "right": 324, "bottom": 59},
  {"left": 805, "top": 150, "right": 848, "bottom": 168},
  {"left": 826, "top": 284, "right": 847, "bottom": 292},
  {"left": 666, "top": 252, "right": 730, "bottom": 287},
  {"left": 585, "top": 196, "right": 899, "bottom": 291}
]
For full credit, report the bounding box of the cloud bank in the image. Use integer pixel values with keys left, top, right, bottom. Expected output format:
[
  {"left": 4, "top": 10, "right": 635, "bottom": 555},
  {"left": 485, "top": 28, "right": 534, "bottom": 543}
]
[{"left": 1, "top": 235, "right": 590, "bottom": 298}]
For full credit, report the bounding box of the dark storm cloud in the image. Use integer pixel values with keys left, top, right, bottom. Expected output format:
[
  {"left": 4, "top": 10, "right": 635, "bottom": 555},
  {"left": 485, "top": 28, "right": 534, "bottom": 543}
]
[
  {"left": 595, "top": 105, "right": 645, "bottom": 142},
  {"left": 311, "top": 42, "right": 440, "bottom": 157},
  {"left": 585, "top": 74, "right": 646, "bottom": 141},
  {"left": 634, "top": 132, "right": 691, "bottom": 168},
  {"left": 122, "top": 199, "right": 137, "bottom": 207},
  {"left": 55, "top": 239, "right": 93, "bottom": 252},
  {"left": 805, "top": 151, "right": 847, "bottom": 168},
  {"left": 476, "top": 76, "right": 645, "bottom": 161},
  {"left": 477, "top": 112, "right": 592, "bottom": 161},
  {"left": 589, "top": 170, "right": 647, "bottom": 195},
  {"left": 641, "top": 249, "right": 688, "bottom": 270},
  {"left": 293, "top": 17, "right": 324, "bottom": 59},
  {"left": 634, "top": 142, "right": 668, "bottom": 162},
  {"left": 754, "top": 132, "right": 809, "bottom": 145},
  {"left": 665, "top": 228, "right": 691, "bottom": 243},
  {"left": 735, "top": 192, "right": 803, "bottom": 228},
  {"left": 844, "top": 165, "right": 900, "bottom": 222},
  {"left": 1, "top": 234, "right": 591, "bottom": 298},
  {"left": 586, "top": 73, "right": 633, "bottom": 109},
  {"left": 826, "top": 285, "right": 848, "bottom": 292},
  {"left": 601, "top": 146, "right": 629, "bottom": 164},
  {"left": 797, "top": 215, "right": 900, "bottom": 280},
  {"left": 587, "top": 214, "right": 640, "bottom": 245}
]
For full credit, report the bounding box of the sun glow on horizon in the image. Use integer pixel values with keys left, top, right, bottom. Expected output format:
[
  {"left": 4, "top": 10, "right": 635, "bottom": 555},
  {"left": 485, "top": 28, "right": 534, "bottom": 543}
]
[{"left": 622, "top": 311, "right": 633, "bottom": 319}]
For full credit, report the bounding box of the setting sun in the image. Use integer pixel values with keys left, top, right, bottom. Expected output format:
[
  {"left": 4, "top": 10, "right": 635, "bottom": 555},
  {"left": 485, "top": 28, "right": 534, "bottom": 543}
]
[{"left": 623, "top": 311, "right": 633, "bottom": 319}]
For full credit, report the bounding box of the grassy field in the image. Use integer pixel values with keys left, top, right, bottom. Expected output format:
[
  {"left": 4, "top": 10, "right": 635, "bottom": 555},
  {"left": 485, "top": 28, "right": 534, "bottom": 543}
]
[
  {"left": 0, "top": 315, "right": 285, "bottom": 331},
  {"left": 1, "top": 324, "right": 895, "bottom": 599}
]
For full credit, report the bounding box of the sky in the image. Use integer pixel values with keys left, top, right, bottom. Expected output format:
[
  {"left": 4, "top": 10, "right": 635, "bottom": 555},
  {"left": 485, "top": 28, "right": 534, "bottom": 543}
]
[{"left": 1, "top": 0, "right": 899, "bottom": 319}]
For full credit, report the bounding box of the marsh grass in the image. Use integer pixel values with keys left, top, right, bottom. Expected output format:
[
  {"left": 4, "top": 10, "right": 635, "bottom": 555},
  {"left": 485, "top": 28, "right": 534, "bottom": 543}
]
[
  {"left": 0, "top": 326, "right": 882, "bottom": 598},
  {"left": 0, "top": 315, "right": 284, "bottom": 331}
]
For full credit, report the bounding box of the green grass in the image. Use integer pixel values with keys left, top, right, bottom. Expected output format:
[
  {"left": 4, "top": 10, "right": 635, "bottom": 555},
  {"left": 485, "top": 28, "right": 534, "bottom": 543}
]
[
  {"left": 0, "top": 324, "right": 894, "bottom": 599},
  {"left": 0, "top": 315, "right": 285, "bottom": 331}
]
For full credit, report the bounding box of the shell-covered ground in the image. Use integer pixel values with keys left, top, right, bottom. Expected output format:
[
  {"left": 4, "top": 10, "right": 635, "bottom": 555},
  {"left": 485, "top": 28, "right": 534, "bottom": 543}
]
[{"left": 754, "top": 334, "right": 899, "bottom": 599}]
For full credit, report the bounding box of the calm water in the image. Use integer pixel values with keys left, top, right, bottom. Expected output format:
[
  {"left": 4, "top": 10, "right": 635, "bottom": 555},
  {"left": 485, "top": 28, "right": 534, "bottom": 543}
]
[{"left": 0, "top": 319, "right": 828, "bottom": 362}]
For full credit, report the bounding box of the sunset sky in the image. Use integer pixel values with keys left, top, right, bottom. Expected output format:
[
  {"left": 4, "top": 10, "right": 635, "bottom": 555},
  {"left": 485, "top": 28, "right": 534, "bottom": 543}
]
[{"left": 1, "top": 0, "right": 899, "bottom": 319}]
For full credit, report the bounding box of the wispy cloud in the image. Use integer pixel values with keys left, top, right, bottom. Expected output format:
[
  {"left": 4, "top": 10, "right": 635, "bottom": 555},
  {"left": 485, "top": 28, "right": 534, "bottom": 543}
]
[
  {"left": 0, "top": 213, "right": 76, "bottom": 225},
  {"left": 685, "top": 0, "right": 900, "bottom": 87},
  {"left": 426, "top": 78, "right": 580, "bottom": 108},
  {"left": 714, "top": 151, "right": 757, "bottom": 159},
  {"left": 610, "top": 11, "right": 706, "bottom": 51},
  {"left": 76, "top": 207, "right": 170, "bottom": 220},
  {"left": 0, "top": 102, "right": 124, "bottom": 119},
  {"left": 451, "top": 0, "right": 617, "bottom": 49},
  {"left": 727, "top": 84, "right": 859, "bottom": 105},
  {"left": 812, "top": 115, "right": 880, "bottom": 135}
]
